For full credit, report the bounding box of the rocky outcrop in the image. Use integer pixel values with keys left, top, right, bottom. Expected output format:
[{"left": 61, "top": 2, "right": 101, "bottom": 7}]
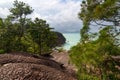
[
  {"left": 54, "top": 32, "right": 66, "bottom": 46},
  {"left": 0, "top": 52, "right": 76, "bottom": 80}
]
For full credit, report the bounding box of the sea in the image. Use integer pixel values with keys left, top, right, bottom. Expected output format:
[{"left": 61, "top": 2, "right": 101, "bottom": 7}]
[{"left": 61, "top": 33, "right": 80, "bottom": 50}]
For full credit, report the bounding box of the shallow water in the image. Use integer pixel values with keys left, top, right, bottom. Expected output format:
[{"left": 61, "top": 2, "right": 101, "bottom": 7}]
[{"left": 62, "top": 33, "right": 80, "bottom": 50}]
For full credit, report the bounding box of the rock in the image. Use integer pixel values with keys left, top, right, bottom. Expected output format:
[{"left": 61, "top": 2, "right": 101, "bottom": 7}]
[
  {"left": 0, "top": 52, "right": 77, "bottom": 80},
  {"left": 0, "top": 53, "right": 64, "bottom": 71},
  {"left": 54, "top": 32, "right": 66, "bottom": 46},
  {"left": 0, "top": 63, "right": 75, "bottom": 80}
]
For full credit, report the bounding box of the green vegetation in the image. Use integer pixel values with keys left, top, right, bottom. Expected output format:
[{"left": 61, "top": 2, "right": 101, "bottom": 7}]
[
  {"left": 0, "top": 0, "right": 120, "bottom": 79},
  {"left": 70, "top": 0, "right": 120, "bottom": 80},
  {"left": 0, "top": 0, "right": 56, "bottom": 55}
]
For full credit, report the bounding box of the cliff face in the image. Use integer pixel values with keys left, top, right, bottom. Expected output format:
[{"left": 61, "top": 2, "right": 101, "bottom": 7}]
[
  {"left": 54, "top": 32, "right": 66, "bottom": 46},
  {"left": 0, "top": 52, "right": 76, "bottom": 80}
]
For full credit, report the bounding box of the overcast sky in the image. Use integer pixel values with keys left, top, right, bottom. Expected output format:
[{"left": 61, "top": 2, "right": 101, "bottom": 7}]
[{"left": 0, "top": 0, "right": 83, "bottom": 33}]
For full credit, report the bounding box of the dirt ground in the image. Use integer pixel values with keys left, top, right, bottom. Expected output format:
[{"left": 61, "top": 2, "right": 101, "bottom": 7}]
[{"left": 51, "top": 51, "right": 77, "bottom": 72}]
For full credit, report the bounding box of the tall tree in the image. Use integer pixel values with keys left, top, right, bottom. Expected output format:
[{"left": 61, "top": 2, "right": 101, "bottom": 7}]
[
  {"left": 29, "top": 18, "right": 56, "bottom": 55},
  {"left": 0, "top": 0, "right": 57, "bottom": 55},
  {"left": 9, "top": 0, "right": 33, "bottom": 50},
  {"left": 79, "top": 0, "right": 120, "bottom": 43},
  {"left": 70, "top": 0, "right": 120, "bottom": 79}
]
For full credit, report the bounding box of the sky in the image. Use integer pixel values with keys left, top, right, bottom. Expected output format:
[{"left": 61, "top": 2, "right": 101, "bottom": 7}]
[{"left": 0, "top": 0, "right": 83, "bottom": 33}]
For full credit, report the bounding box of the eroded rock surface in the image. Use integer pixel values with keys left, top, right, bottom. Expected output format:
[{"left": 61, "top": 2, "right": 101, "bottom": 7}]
[{"left": 0, "top": 52, "right": 76, "bottom": 80}]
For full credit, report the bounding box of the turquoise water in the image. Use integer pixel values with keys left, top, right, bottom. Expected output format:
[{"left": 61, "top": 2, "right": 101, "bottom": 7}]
[{"left": 62, "top": 33, "right": 80, "bottom": 50}]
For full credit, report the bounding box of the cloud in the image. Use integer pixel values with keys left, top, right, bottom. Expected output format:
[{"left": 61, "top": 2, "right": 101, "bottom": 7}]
[
  {"left": 0, "top": 0, "right": 82, "bottom": 33},
  {"left": 0, "top": 8, "right": 10, "bottom": 18}
]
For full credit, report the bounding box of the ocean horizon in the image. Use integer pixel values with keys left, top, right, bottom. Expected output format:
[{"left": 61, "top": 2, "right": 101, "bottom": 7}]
[{"left": 62, "top": 33, "right": 80, "bottom": 50}]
